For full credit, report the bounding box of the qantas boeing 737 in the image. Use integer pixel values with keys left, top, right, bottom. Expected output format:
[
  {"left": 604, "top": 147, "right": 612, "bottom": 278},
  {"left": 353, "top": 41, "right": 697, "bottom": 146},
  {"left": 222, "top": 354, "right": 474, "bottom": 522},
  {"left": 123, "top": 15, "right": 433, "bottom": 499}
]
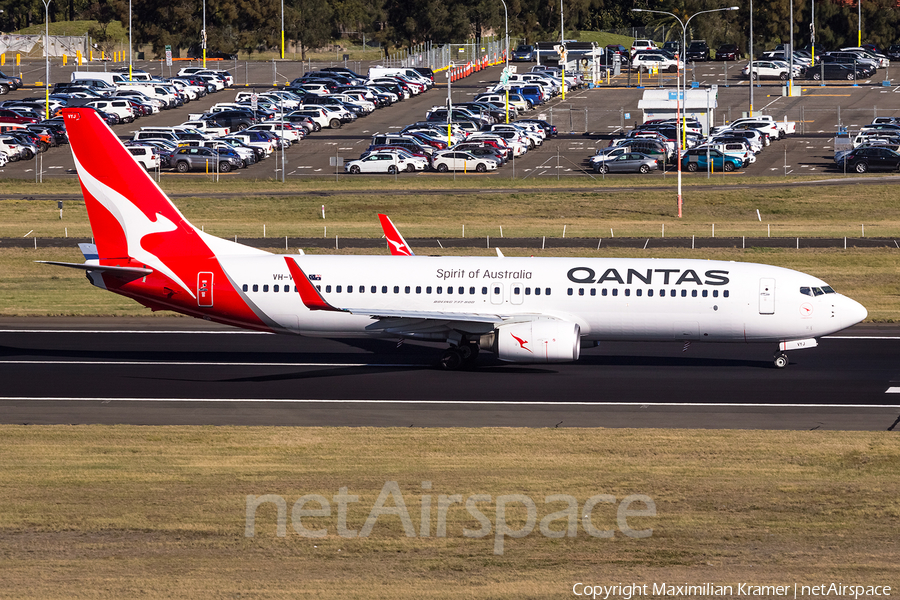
[{"left": 42, "top": 107, "right": 867, "bottom": 369}]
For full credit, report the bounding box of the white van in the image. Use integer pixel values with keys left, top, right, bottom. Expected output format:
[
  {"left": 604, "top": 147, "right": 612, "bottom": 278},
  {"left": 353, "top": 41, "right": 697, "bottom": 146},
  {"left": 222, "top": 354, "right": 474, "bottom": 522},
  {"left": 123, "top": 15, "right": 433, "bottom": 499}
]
[{"left": 71, "top": 71, "right": 128, "bottom": 86}]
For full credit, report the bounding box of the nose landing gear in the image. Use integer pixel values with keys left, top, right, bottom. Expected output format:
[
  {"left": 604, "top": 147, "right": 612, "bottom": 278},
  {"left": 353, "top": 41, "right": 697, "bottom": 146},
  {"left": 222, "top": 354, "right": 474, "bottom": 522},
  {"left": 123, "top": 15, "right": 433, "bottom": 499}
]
[{"left": 773, "top": 352, "right": 789, "bottom": 368}]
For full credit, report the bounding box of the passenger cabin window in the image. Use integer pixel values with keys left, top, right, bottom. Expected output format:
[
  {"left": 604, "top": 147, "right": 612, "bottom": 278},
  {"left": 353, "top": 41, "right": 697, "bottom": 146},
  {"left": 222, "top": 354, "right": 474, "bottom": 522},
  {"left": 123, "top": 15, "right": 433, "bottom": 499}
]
[
  {"left": 263, "top": 285, "right": 269, "bottom": 292},
  {"left": 393, "top": 286, "right": 400, "bottom": 294},
  {"left": 274, "top": 285, "right": 279, "bottom": 292},
  {"left": 242, "top": 284, "right": 248, "bottom": 292},
  {"left": 325, "top": 285, "right": 332, "bottom": 293}
]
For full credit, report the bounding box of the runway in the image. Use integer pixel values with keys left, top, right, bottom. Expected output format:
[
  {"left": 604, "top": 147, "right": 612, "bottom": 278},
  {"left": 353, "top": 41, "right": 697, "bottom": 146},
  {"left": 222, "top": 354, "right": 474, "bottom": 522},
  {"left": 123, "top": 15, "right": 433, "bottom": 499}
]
[{"left": 1, "top": 319, "right": 898, "bottom": 430}]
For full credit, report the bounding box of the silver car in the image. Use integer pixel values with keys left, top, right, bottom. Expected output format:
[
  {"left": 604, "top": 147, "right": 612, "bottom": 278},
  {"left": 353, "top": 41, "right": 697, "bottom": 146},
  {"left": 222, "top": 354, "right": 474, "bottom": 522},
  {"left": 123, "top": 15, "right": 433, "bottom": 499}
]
[{"left": 594, "top": 152, "right": 659, "bottom": 174}]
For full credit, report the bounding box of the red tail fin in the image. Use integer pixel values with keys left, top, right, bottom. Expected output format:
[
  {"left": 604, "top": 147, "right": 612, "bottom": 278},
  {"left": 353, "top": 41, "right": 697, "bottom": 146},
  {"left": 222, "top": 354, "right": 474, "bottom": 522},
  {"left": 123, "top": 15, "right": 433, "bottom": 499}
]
[
  {"left": 63, "top": 107, "right": 212, "bottom": 297},
  {"left": 378, "top": 213, "right": 415, "bottom": 256}
]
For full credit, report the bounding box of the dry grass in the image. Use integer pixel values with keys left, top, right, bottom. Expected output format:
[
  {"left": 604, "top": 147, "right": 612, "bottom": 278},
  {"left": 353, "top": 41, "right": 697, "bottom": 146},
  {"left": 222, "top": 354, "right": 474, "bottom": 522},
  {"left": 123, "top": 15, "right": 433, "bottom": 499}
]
[
  {"left": 0, "top": 426, "right": 896, "bottom": 598},
  {"left": 4, "top": 181, "right": 900, "bottom": 240}
]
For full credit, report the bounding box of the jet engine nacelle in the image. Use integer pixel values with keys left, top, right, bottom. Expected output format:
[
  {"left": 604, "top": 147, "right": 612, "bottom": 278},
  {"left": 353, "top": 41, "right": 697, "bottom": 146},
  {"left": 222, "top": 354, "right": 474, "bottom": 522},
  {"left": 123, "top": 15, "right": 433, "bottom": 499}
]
[{"left": 487, "top": 320, "right": 581, "bottom": 363}]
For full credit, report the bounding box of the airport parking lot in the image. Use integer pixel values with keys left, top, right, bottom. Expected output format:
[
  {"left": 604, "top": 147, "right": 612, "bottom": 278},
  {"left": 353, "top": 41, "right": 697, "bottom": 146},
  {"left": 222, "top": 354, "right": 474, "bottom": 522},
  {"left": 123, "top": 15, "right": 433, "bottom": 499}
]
[{"left": 2, "top": 58, "right": 900, "bottom": 180}]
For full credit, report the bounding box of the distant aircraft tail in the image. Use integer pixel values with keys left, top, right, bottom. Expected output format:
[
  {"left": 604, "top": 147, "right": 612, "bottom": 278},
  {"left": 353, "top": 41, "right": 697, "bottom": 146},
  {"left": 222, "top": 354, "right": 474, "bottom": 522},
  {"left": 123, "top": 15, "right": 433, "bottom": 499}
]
[{"left": 378, "top": 213, "right": 415, "bottom": 256}]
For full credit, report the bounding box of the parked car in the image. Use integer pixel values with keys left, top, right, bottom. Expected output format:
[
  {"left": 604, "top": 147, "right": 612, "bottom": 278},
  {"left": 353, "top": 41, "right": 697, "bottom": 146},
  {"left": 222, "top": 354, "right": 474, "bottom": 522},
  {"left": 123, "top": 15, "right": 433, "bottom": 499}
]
[
  {"left": 742, "top": 60, "right": 790, "bottom": 80},
  {"left": 632, "top": 52, "right": 682, "bottom": 73},
  {"left": 512, "top": 45, "right": 536, "bottom": 61},
  {"left": 805, "top": 63, "right": 865, "bottom": 80},
  {"left": 345, "top": 152, "right": 414, "bottom": 174},
  {"left": 432, "top": 151, "right": 499, "bottom": 173},
  {"left": 716, "top": 44, "right": 740, "bottom": 61},
  {"left": 126, "top": 145, "right": 160, "bottom": 170},
  {"left": 682, "top": 148, "right": 743, "bottom": 172},
  {"left": 630, "top": 39, "right": 659, "bottom": 56},
  {"left": 838, "top": 147, "right": 900, "bottom": 172},
  {"left": 594, "top": 152, "right": 659, "bottom": 174},
  {"left": 170, "top": 146, "right": 241, "bottom": 172},
  {"left": 686, "top": 40, "right": 710, "bottom": 61}
]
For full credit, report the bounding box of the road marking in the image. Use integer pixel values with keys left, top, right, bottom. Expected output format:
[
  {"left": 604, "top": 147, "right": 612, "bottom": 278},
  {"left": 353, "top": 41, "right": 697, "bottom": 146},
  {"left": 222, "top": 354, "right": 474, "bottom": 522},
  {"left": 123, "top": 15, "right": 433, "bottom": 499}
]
[
  {"left": 0, "top": 329, "right": 272, "bottom": 334},
  {"left": 822, "top": 335, "right": 900, "bottom": 339},
  {"left": 0, "top": 360, "right": 419, "bottom": 367},
  {"left": 886, "top": 388, "right": 900, "bottom": 394},
  {"left": 0, "top": 397, "right": 897, "bottom": 407}
]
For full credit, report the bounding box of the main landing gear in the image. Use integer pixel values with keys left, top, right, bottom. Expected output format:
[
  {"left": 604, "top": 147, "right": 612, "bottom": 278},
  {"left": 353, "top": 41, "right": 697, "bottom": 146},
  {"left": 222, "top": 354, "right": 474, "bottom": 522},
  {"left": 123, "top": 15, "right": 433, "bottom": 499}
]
[
  {"left": 773, "top": 352, "right": 789, "bottom": 369},
  {"left": 439, "top": 342, "right": 480, "bottom": 370}
]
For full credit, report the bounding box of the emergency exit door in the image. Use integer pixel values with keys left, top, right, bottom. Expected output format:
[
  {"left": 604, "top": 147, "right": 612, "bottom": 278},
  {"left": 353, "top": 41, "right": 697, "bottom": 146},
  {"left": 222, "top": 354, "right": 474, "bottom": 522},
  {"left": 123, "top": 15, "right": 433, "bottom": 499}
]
[
  {"left": 759, "top": 278, "right": 775, "bottom": 314},
  {"left": 198, "top": 272, "right": 213, "bottom": 307}
]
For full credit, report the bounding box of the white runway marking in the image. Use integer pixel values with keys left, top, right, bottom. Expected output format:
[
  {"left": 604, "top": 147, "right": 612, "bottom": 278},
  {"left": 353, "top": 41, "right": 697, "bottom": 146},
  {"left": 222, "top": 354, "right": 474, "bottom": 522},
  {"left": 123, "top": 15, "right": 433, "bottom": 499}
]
[
  {"left": 0, "top": 329, "right": 272, "bottom": 334},
  {"left": 0, "top": 397, "right": 897, "bottom": 408},
  {"left": 0, "top": 360, "right": 418, "bottom": 367},
  {"left": 886, "top": 388, "right": 900, "bottom": 394}
]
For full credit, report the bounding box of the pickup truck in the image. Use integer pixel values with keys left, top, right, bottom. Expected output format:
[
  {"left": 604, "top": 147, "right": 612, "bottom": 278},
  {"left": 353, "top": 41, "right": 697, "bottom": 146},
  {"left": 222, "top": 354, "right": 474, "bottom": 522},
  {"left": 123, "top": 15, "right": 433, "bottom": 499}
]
[{"left": 181, "top": 120, "right": 230, "bottom": 137}]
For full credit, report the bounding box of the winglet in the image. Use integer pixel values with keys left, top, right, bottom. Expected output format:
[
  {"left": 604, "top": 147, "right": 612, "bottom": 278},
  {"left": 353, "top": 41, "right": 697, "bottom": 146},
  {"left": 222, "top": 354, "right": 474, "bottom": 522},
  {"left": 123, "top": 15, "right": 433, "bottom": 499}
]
[
  {"left": 284, "top": 257, "right": 346, "bottom": 312},
  {"left": 378, "top": 213, "right": 415, "bottom": 256}
]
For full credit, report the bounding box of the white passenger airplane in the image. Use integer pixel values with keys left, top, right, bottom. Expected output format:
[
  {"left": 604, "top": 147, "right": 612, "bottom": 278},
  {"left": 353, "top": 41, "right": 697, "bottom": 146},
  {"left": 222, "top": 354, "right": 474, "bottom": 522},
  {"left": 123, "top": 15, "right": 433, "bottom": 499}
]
[{"left": 43, "top": 107, "right": 867, "bottom": 370}]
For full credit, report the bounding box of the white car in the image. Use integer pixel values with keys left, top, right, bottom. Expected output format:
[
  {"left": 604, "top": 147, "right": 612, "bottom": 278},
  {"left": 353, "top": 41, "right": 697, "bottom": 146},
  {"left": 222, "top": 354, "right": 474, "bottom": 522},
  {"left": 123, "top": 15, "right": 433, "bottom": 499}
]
[
  {"left": 632, "top": 52, "right": 682, "bottom": 73},
  {"left": 631, "top": 39, "right": 659, "bottom": 56},
  {"left": 126, "top": 145, "right": 160, "bottom": 170},
  {"left": 432, "top": 151, "right": 499, "bottom": 173},
  {"left": 741, "top": 60, "right": 790, "bottom": 80},
  {"left": 246, "top": 123, "right": 303, "bottom": 143},
  {"left": 345, "top": 152, "right": 413, "bottom": 174},
  {"left": 490, "top": 124, "right": 542, "bottom": 148}
]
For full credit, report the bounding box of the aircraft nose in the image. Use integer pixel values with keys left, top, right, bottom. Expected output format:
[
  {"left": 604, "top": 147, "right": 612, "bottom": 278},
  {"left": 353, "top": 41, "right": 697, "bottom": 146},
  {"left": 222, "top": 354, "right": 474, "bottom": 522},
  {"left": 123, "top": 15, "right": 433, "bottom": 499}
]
[{"left": 841, "top": 296, "right": 868, "bottom": 329}]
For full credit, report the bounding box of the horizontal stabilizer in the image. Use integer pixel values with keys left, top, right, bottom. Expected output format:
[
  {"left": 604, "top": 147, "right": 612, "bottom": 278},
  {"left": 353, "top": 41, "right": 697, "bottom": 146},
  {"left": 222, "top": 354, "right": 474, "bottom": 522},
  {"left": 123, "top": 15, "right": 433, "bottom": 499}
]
[
  {"left": 78, "top": 243, "right": 99, "bottom": 260},
  {"left": 36, "top": 261, "right": 153, "bottom": 276}
]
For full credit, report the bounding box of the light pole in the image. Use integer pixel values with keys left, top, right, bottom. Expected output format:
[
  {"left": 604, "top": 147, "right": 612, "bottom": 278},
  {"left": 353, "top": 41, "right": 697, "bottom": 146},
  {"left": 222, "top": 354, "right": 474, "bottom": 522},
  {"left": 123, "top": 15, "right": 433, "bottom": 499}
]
[
  {"left": 499, "top": 0, "right": 509, "bottom": 123},
  {"left": 858, "top": 0, "right": 862, "bottom": 47},
  {"left": 128, "top": 0, "right": 132, "bottom": 80},
  {"left": 280, "top": 0, "right": 285, "bottom": 60},
  {"left": 810, "top": 0, "right": 815, "bottom": 67},
  {"left": 201, "top": 0, "right": 206, "bottom": 68},
  {"left": 632, "top": 6, "right": 739, "bottom": 219},
  {"left": 749, "top": 0, "right": 754, "bottom": 114},
  {"left": 42, "top": 0, "right": 51, "bottom": 122}
]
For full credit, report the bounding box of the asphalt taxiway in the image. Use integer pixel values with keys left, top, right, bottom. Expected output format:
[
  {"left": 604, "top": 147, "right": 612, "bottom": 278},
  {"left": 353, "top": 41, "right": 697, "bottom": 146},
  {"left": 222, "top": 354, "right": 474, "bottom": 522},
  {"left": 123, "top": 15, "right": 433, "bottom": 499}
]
[{"left": 1, "top": 319, "right": 897, "bottom": 430}]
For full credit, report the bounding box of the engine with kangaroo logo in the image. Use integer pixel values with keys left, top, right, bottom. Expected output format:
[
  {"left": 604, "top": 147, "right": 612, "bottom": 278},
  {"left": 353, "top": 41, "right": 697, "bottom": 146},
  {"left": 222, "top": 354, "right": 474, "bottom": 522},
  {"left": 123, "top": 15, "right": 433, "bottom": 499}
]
[{"left": 492, "top": 321, "right": 581, "bottom": 363}]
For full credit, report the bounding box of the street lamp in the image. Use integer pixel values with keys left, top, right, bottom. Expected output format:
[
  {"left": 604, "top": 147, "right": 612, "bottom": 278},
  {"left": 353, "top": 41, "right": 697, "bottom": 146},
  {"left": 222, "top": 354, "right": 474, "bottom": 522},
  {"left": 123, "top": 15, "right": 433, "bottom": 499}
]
[
  {"left": 280, "top": 0, "right": 285, "bottom": 60},
  {"left": 128, "top": 0, "right": 132, "bottom": 80},
  {"left": 632, "top": 6, "right": 739, "bottom": 219},
  {"left": 858, "top": 0, "right": 862, "bottom": 47},
  {"left": 42, "top": 0, "right": 52, "bottom": 122},
  {"left": 499, "top": 0, "right": 509, "bottom": 123},
  {"left": 202, "top": 0, "right": 206, "bottom": 69}
]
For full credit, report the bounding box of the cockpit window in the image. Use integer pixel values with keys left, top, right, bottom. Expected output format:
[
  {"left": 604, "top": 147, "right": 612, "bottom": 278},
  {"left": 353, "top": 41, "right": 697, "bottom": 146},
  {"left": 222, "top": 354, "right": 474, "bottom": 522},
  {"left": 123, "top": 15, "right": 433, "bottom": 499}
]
[
  {"left": 812, "top": 287, "right": 825, "bottom": 296},
  {"left": 800, "top": 287, "right": 812, "bottom": 296},
  {"left": 822, "top": 286, "right": 836, "bottom": 294}
]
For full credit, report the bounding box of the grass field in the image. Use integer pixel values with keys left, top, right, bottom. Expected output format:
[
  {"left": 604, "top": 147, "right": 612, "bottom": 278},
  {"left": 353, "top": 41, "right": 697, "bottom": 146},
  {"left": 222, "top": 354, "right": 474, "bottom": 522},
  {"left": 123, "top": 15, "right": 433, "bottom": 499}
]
[{"left": 0, "top": 426, "right": 896, "bottom": 599}]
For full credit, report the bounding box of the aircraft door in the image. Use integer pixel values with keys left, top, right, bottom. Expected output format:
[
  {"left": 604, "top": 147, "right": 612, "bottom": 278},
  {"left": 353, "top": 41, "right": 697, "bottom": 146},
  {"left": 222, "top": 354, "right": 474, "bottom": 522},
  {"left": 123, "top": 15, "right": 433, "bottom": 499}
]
[
  {"left": 198, "top": 272, "right": 213, "bottom": 307},
  {"left": 759, "top": 278, "right": 775, "bottom": 314},
  {"left": 490, "top": 282, "right": 504, "bottom": 305}
]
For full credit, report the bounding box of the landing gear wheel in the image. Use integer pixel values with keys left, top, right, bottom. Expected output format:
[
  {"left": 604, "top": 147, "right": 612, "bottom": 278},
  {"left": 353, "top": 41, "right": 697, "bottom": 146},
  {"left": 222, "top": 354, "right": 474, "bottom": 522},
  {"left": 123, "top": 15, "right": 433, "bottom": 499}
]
[
  {"left": 458, "top": 343, "right": 480, "bottom": 368},
  {"left": 774, "top": 353, "right": 788, "bottom": 369},
  {"left": 439, "top": 348, "right": 463, "bottom": 370}
]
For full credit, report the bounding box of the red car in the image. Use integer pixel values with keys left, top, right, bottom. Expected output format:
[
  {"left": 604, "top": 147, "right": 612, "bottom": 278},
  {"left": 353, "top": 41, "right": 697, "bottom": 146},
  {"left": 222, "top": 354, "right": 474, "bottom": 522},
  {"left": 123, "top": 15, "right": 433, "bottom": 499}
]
[{"left": 0, "top": 108, "right": 38, "bottom": 125}]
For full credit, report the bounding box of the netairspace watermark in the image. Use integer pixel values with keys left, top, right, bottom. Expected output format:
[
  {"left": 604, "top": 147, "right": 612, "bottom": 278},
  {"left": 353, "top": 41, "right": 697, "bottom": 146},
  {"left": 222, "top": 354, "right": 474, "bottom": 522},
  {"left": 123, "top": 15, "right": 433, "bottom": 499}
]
[
  {"left": 572, "top": 583, "right": 893, "bottom": 600},
  {"left": 244, "top": 481, "right": 656, "bottom": 555}
]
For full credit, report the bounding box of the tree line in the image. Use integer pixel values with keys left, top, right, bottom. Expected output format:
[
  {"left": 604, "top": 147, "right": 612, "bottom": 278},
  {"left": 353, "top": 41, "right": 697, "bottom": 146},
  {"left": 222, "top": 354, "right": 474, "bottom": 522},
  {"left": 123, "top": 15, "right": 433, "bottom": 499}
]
[{"left": 3, "top": 0, "right": 899, "bottom": 59}]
